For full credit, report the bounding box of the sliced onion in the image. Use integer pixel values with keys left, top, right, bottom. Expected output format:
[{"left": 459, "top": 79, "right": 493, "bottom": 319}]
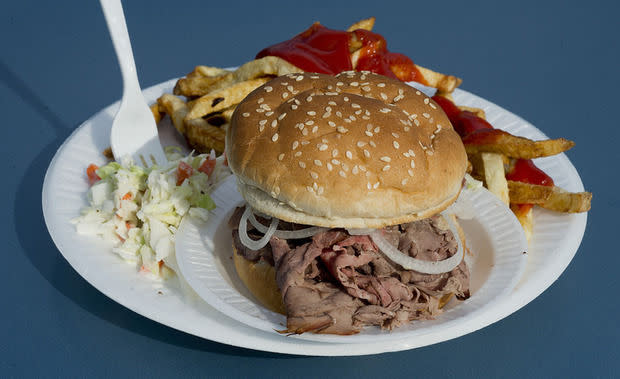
[
  {"left": 248, "top": 209, "right": 327, "bottom": 239},
  {"left": 346, "top": 228, "right": 376, "bottom": 236},
  {"left": 238, "top": 206, "right": 279, "bottom": 250},
  {"left": 367, "top": 216, "right": 464, "bottom": 275}
]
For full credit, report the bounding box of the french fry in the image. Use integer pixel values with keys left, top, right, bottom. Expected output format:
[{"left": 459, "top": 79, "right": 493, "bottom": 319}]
[
  {"left": 173, "top": 73, "right": 234, "bottom": 97},
  {"left": 539, "top": 188, "right": 592, "bottom": 213},
  {"left": 185, "top": 77, "right": 270, "bottom": 121},
  {"left": 192, "top": 65, "right": 231, "bottom": 77},
  {"left": 347, "top": 17, "right": 376, "bottom": 32},
  {"left": 463, "top": 129, "right": 575, "bottom": 159},
  {"left": 415, "top": 65, "right": 462, "bottom": 93},
  {"left": 232, "top": 56, "right": 302, "bottom": 82},
  {"left": 157, "top": 94, "right": 190, "bottom": 135},
  {"left": 511, "top": 204, "right": 534, "bottom": 242},
  {"left": 157, "top": 94, "right": 226, "bottom": 154},
  {"left": 150, "top": 103, "right": 163, "bottom": 124},
  {"left": 458, "top": 106, "right": 485, "bottom": 119},
  {"left": 508, "top": 180, "right": 592, "bottom": 213},
  {"left": 481, "top": 152, "right": 509, "bottom": 204}
]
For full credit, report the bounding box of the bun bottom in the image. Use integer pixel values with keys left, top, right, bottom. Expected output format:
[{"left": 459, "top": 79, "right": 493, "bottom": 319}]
[{"left": 232, "top": 243, "right": 286, "bottom": 315}]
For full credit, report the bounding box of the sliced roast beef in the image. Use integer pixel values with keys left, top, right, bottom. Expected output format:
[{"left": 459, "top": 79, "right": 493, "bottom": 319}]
[{"left": 230, "top": 207, "right": 470, "bottom": 334}]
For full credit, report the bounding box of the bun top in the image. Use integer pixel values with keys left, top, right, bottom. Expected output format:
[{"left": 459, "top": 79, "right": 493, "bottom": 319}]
[{"left": 226, "top": 71, "right": 467, "bottom": 228}]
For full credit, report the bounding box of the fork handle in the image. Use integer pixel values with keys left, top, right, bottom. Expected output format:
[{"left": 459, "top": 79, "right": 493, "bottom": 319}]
[{"left": 99, "top": 0, "right": 142, "bottom": 100}]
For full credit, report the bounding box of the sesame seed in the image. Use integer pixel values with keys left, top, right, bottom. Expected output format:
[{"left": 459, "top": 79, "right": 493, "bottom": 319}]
[
  {"left": 294, "top": 151, "right": 302, "bottom": 157},
  {"left": 314, "top": 159, "right": 322, "bottom": 166},
  {"left": 259, "top": 125, "right": 265, "bottom": 132},
  {"left": 394, "top": 95, "right": 404, "bottom": 102},
  {"left": 278, "top": 113, "right": 287, "bottom": 120},
  {"left": 346, "top": 151, "right": 353, "bottom": 159},
  {"left": 349, "top": 115, "right": 356, "bottom": 121},
  {"left": 365, "top": 131, "right": 373, "bottom": 137},
  {"left": 328, "top": 121, "right": 336, "bottom": 127},
  {"left": 363, "top": 149, "right": 371, "bottom": 158},
  {"left": 336, "top": 82, "right": 344, "bottom": 86},
  {"left": 380, "top": 108, "right": 391, "bottom": 113},
  {"left": 414, "top": 119, "right": 421, "bottom": 126},
  {"left": 351, "top": 103, "right": 361, "bottom": 109},
  {"left": 408, "top": 169, "right": 414, "bottom": 176},
  {"left": 426, "top": 150, "right": 434, "bottom": 156},
  {"left": 393, "top": 141, "right": 400, "bottom": 149},
  {"left": 392, "top": 132, "right": 400, "bottom": 138},
  {"left": 374, "top": 127, "right": 380, "bottom": 133},
  {"left": 369, "top": 141, "right": 377, "bottom": 148},
  {"left": 350, "top": 82, "right": 359, "bottom": 87},
  {"left": 429, "top": 103, "right": 437, "bottom": 109},
  {"left": 373, "top": 182, "right": 380, "bottom": 189},
  {"left": 271, "top": 120, "right": 278, "bottom": 128},
  {"left": 355, "top": 109, "right": 362, "bottom": 115},
  {"left": 344, "top": 118, "right": 352, "bottom": 123},
  {"left": 281, "top": 82, "right": 288, "bottom": 86},
  {"left": 382, "top": 165, "right": 391, "bottom": 171},
  {"left": 312, "top": 126, "right": 318, "bottom": 133},
  {"left": 310, "top": 75, "right": 320, "bottom": 79},
  {"left": 310, "top": 171, "right": 318, "bottom": 179},
  {"left": 327, "top": 163, "right": 333, "bottom": 171},
  {"left": 301, "top": 141, "right": 309, "bottom": 145},
  {"left": 380, "top": 156, "right": 391, "bottom": 162},
  {"left": 410, "top": 160, "right": 415, "bottom": 168},
  {"left": 327, "top": 85, "right": 333, "bottom": 90},
  {"left": 296, "top": 75, "right": 304, "bottom": 81},
  {"left": 377, "top": 83, "right": 386, "bottom": 87},
  {"left": 357, "top": 141, "right": 366, "bottom": 147},
  {"left": 337, "top": 126, "right": 348, "bottom": 133},
  {"left": 401, "top": 178, "right": 408, "bottom": 185},
  {"left": 318, "top": 144, "right": 328, "bottom": 151},
  {"left": 264, "top": 86, "right": 273, "bottom": 92},
  {"left": 404, "top": 126, "right": 411, "bottom": 131},
  {"left": 256, "top": 108, "right": 265, "bottom": 113},
  {"left": 422, "top": 113, "right": 430, "bottom": 118},
  {"left": 367, "top": 182, "right": 372, "bottom": 190},
  {"left": 278, "top": 153, "right": 284, "bottom": 161},
  {"left": 362, "top": 86, "right": 371, "bottom": 92},
  {"left": 343, "top": 97, "right": 349, "bottom": 102},
  {"left": 424, "top": 98, "right": 430, "bottom": 104},
  {"left": 328, "top": 101, "right": 337, "bottom": 106},
  {"left": 336, "top": 111, "right": 343, "bottom": 117},
  {"left": 292, "top": 141, "right": 299, "bottom": 150},
  {"left": 325, "top": 92, "right": 339, "bottom": 96},
  {"left": 408, "top": 149, "right": 415, "bottom": 156},
  {"left": 259, "top": 119, "right": 267, "bottom": 126},
  {"left": 305, "top": 120, "right": 314, "bottom": 125},
  {"left": 291, "top": 104, "right": 298, "bottom": 110},
  {"left": 362, "top": 116, "right": 370, "bottom": 120},
  {"left": 331, "top": 149, "right": 339, "bottom": 158},
  {"left": 294, "top": 99, "right": 301, "bottom": 105},
  {"left": 380, "top": 93, "right": 388, "bottom": 100},
  {"left": 307, "top": 111, "right": 316, "bottom": 116},
  {"left": 242, "top": 112, "right": 250, "bottom": 117},
  {"left": 322, "top": 112, "right": 331, "bottom": 118},
  {"left": 299, "top": 161, "right": 306, "bottom": 168},
  {"left": 272, "top": 133, "right": 279, "bottom": 142},
  {"left": 282, "top": 92, "right": 289, "bottom": 99},
  {"left": 286, "top": 86, "right": 294, "bottom": 92},
  {"left": 258, "top": 97, "right": 264, "bottom": 103},
  {"left": 352, "top": 165, "right": 359, "bottom": 175},
  {"left": 415, "top": 90, "right": 421, "bottom": 95},
  {"left": 339, "top": 170, "right": 347, "bottom": 178},
  {"left": 306, "top": 96, "right": 313, "bottom": 102},
  {"left": 265, "top": 111, "right": 274, "bottom": 116}
]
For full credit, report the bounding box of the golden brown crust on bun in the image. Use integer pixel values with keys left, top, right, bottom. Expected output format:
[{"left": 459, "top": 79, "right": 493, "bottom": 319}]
[
  {"left": 232, "top": 243, "right": 285, "bottom": 315},
  {"left": 226, "top": 71, "right": 467, "bottom": 227}
]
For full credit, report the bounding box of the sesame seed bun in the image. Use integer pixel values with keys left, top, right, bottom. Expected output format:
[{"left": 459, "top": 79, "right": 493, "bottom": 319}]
[{"left": 226, "top": 71, "right": 467, "bottom": 228}]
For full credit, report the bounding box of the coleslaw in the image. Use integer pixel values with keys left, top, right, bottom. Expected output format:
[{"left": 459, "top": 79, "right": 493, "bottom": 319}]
[{"left": 72, "top": 148, "right": 230, "bottom": 278}]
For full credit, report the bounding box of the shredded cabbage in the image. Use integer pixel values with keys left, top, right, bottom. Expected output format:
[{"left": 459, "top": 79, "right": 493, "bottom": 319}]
[{"left": 72, "top": 149, "right": 230, "bottom": 278}]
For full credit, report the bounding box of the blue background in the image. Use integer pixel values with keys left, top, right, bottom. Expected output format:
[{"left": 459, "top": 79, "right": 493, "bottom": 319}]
[{"left": 2, "top": 0, "right": 618, "bottom": 376}]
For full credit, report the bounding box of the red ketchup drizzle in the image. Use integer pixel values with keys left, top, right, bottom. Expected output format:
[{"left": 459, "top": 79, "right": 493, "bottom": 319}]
[
  {"left": 256, "top": 23, "right": 424, "bottom": 83},
  {"left": 432, "top": 95, "right": 554, "bottom": 209}
]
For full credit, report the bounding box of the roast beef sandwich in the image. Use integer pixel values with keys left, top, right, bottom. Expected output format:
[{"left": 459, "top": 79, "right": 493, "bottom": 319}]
[{"left": 225, "top": 70, "right": 470, "bottom": 335}]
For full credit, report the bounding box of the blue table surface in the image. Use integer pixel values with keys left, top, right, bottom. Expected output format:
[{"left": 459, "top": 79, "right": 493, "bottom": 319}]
[{"left": 2, "top": 0, "right": 618, "bottom": 376}]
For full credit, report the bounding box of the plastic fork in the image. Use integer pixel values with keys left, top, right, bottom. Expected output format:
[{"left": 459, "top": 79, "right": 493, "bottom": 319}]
[{"left": 100, "top": 0, "right": 166, "bottom": 167}]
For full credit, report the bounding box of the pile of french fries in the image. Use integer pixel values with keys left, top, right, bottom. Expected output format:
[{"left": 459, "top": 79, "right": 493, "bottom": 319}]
[{"left": 150, "top": 17, "right": 590, "bottom": 240}]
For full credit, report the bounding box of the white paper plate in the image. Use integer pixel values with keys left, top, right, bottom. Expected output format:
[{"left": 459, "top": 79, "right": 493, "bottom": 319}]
[
  {"left": 176, "top": 175, "right": 528, "bottom": 343},
  {"left": 42, "top": 78, "right": 587, "bottom": 356}
]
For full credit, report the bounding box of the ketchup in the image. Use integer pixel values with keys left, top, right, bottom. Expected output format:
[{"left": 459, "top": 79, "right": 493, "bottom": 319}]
[
  {"left": 506, "top": 159, "right": 554, "bottom": 187},
  {"left": 256, "top": 23, "right": 424, "bottom": 83},
  {"left": 433, "top": 95, "right": 554, "bottom": 192}
]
